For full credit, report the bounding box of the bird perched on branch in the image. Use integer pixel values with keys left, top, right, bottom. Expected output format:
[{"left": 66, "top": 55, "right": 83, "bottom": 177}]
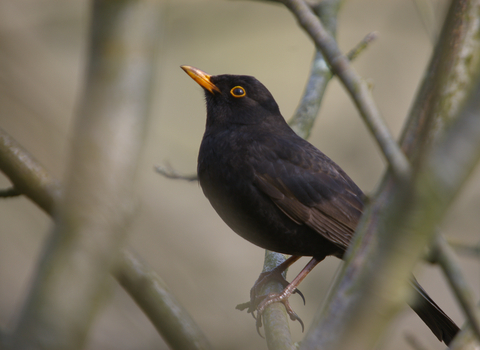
[{"left": 181, "top": 65, "right": 459, "bottom": 345}]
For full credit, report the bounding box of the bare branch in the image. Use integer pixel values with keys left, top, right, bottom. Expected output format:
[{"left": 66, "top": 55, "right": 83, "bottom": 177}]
[
  {"left": 431, "top": 235, "right": 480, "bottom": 342},
  {"left": 301, "top": 0, "right": 480, "bottom": 348},
  {"left": 346, "top": 32, "right": 378, "bottom": 62},
  {"left": 260, "top": 1, "right": 343, "bottom": 347},
  {"left": 0, "top": 43, "right": 212, "bottom": 350},
  {"left": 280, "top": 0, "right": 411, "bottom": 180},
  {"left": 114, "top": 250, "right": 212, "bottom": 350},
  {"left": 155, "top": 164, "right": 198, "bottom": 182},
  {"left": 0, "top": 187, "right": 20, "bottom": 198},
  {"left": 0, "top": 127, "right": 61, "bottom": 213},
  {"left": 401, "top": 0, "right": 480, "bottom": 165},
  {"left": 449, "top": 240, "right": 480, "bottom": 259},
  {"left": 9, "top": 1, "right": 165, "bottom": 349}
]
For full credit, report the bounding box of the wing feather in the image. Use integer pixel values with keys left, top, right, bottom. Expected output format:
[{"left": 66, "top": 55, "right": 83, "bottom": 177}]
[{"left": 251, "top": 137, "right": 364, "bottom": 251}]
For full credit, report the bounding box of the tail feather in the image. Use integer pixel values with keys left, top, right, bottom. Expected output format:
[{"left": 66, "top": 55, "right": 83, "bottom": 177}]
[{"left": 409, "top": 278, "right": 460, "bottom": 345}]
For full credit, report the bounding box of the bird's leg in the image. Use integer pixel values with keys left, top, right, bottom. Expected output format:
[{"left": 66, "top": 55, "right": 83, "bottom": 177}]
[
  {"left": 247, "top": 255, "right": 302, "bottom": 313},
  {"left": 255, "top": 257, "right": 321, "bottom": 332}
]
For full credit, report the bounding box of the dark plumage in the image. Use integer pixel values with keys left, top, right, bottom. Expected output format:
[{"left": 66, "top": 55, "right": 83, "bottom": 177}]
[{"left": 181, "top": 65, "right": 459, "bottom": 345}]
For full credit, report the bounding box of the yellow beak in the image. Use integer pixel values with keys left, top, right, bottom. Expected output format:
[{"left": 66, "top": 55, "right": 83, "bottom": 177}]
[{"left": 181, "top": 66, "right": 221, "bottom": 94}]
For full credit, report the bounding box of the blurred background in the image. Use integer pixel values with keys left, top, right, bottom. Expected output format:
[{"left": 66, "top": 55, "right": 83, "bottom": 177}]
[{"left": 0, "top": 0, "right": 478, "bottom": 349}]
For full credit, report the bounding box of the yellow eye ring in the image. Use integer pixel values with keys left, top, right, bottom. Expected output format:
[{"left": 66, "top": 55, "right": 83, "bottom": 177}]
[{"left": 230, "top": 86, "right": 246, "bottom": 98}]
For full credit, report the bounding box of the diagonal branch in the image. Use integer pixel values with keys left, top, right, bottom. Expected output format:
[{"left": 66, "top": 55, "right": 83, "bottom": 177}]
[
  {"left": 432, "top": 235, "right": 480, "bottom": 342},
  {"left": 0, "top": 129, "right": 212, "bottom": 350},
  {"left": 279, "top": 0, "right": 411, "bottom": 180},
  {"left": 114, "top": 250, "right": 212, "bottom": 350},
  {"left": 302, "top": 55, "right": 480, "bottom": 350}
]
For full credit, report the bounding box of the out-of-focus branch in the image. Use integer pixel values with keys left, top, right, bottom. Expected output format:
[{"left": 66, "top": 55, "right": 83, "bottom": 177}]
[
  {"left": 288, "top": 1, "right": 377, "bottom": 139},
  {"left": 0, "top": 128, "right": 61, "bottom": 212},
  {"left": 288, "top": 48, "right": 332, "bottom": 139},
  {"left": 301, "top": 1, "right": 480, "bottom": 349},
  {"left": 345, "top": 32, "right": 378, "bottom": 62},
  {"left": 114, "top": 250, "right": 212, "bottom": 350},
  {"left": 288, "top": 30, "right": 377, "bottom": 139},
  {"left": 7, "top": 1, "right": 166, "bottom": 349},
  {"left": 431, "top": 235, "right": 480, "bottom": 342},
  {"left": 280, "top": 0, "right": 411, "bottom": 180},
  {"left": 0, "top": 187, "right": 20, "bottom": 197},
  {"left": 450, "top": 306, "right": 480, "bottom": 350},
  {"left": 155, "top": 164, "right": 198, "bottom": 181},
  {"left": 303, "top": 59, "right": 480, "bottom": 350},
  {"left": 252, "top": 1, "right": 376, "bottom": 347},
  {"left": 449, "top": 240, "right": 480, "bottom": 259},
  {"left": 288, "top": 0, "right": 341, "bottom": 139},
  {"left": 400, "top": 0, "right": 480, "bottom": 166},
  {"left": 413, "top": 0, "right": 438, "bottom": 44},
  {"left": 0, "top": 130, "right": 212, "bottom": 350}
]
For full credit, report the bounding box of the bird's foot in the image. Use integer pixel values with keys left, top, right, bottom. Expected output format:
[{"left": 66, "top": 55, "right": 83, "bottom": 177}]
[
  {"left": 247, "top": 269, "right": 305, "bottom": 313},
  {"left": 235, "top": 268, "right": 305, "bottom": 337},
  {"left": 253, "top": 291, "right": 305, "bottom": 336}
]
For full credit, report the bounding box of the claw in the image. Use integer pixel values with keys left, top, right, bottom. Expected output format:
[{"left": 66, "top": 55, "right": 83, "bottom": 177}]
[
  {"left": 255, "top": 314, "right": 265, "bottom": 338},
  {"left": 293, "top": 288, "right": 306, "bottom": 305},
  {"left": 283, "top": 301, "right": 305, "bottom": 332}
]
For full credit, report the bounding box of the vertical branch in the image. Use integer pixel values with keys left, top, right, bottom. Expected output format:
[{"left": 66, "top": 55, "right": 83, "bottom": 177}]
[
  {"left": 288, "top": 0, "right": 341, "bottom": 139},
  {"left": 301, "top": 0, "right": 480, "bottom": 349},
  {"left": 258, "top": 1, "right": 342, "bottom": 347},
  {"left": 10, "top": 1, "right": 161, "bottom": 349},
  {"left": 401, "top": 0, "right": 480, "bottom": 165}
]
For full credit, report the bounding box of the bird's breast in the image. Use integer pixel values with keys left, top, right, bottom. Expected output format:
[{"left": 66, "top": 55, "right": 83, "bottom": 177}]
[{"left": 196, "top": 131, "right": 339, "bottom": 257}]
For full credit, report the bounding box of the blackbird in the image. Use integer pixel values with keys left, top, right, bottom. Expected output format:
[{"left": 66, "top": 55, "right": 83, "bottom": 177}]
[{"left": 181, "top": 65, "right": 459, "bottom": 345}]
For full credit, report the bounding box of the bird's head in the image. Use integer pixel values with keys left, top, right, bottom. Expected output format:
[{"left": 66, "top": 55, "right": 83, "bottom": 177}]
[{"left": 181, "top": 66, "right": 282, "bottom": 126}]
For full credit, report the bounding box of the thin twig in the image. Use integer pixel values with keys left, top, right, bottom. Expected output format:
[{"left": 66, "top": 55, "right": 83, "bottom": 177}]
[
  {"left": 448, "top": 240, "right": 480, "bottom": 259},
  {"left": 0, "top": 127, "right": 61, "bottom": 213},
  {"left": 289, "top": 29, "right": 378, "bottom": 139},
  {"left": 412, "top": 0, "right": 437, "bottom": 44},
  {"left": 404, "top": 332, "right": 428, "bottom": 350},
  {"left": 346, "top": 32, "right": 379, "bottom": 61},
  {"left": 155, "top": 164, "right": 198, "bottom": 181},
  {"left": 432, "top": 235, "right": 480, "bottom": 342},
  {"left": 0, "top": 187, "right": 21, "bottom": 197},
  {"left": 279, "top": 0, "right": 411, "bottom": 181}
]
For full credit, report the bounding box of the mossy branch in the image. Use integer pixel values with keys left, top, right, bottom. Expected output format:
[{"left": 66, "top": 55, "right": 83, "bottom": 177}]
[{"left": 301, "top": 1, "right": 480, "bottom": 348}]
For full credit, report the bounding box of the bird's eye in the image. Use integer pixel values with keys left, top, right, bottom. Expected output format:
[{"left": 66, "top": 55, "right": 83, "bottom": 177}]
[{"left": 230, "top": 86, "right": 246, "bottom": 98}]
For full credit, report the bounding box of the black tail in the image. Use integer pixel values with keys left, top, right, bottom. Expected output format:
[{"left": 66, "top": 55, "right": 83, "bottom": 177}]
[{"left": 409, "top": 278, "right": 459, "bottom": 345}]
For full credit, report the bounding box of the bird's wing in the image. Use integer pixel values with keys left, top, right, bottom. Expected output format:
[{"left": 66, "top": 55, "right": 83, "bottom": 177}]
[{"left": 251, "top": 139, "right": 364, "bottom": 250}]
